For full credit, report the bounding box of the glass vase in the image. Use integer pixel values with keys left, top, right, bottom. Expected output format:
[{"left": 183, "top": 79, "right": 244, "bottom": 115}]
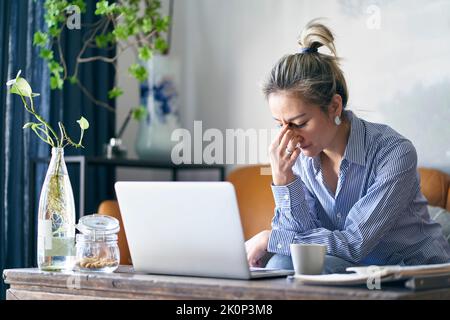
[{"left": 37, "top": 147, "right": 76, "bottom": 271}]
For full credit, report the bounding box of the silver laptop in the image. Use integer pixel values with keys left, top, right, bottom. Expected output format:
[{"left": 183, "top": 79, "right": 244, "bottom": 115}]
[{"left": 114, "top": 181, "right": 294, "bottom": 279}]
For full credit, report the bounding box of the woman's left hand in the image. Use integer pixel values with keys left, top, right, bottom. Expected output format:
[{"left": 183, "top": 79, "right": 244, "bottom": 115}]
[{"left": 245, "top": 230, "right": 271, "bottom": 267}]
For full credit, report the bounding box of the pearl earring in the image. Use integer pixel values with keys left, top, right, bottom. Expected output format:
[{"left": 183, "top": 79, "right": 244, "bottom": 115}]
[{"left": 334, "top": 116, "right": 341, "bottom": 126}]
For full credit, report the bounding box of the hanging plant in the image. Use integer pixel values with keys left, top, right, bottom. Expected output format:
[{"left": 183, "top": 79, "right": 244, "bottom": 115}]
[{"left": 34, "top": 0, "right": 174, "bottom": 136}]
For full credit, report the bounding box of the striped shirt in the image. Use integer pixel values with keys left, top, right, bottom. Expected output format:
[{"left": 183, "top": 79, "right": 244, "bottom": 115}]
[{"left": 268, "top": 110, "right": 450, "bottom": 265}]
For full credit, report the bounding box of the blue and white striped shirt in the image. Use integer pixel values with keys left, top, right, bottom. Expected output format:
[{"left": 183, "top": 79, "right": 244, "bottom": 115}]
[{"left": 268, "top": 110, "right": 450, "bottom": 265}]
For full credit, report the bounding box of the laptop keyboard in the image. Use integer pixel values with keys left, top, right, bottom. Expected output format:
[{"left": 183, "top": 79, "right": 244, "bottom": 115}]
[{"left": 250, "top": 267, "right": 283, "bottom": 273}]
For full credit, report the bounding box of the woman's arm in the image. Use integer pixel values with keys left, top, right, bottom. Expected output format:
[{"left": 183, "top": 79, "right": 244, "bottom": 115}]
[
  {"left": 267, "top": 176, "right": 322, "bottom": 254},
  {"left": 268, "top": 140, "right": 418, "bottom": 264},
  {"left": 246, "top": 123, "right": 322, "bottom": 266},
  {"left": 246, "top": 172, "right": 322, "bottom": 267}
]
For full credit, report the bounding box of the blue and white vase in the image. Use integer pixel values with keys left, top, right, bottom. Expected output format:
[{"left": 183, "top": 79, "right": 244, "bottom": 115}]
[{"left": 135, "top": 55, "right": 180, "bottom": 162}]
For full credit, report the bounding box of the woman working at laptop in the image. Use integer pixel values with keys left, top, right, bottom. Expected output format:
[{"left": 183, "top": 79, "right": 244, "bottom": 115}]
[{"left": 245, "top": 20, "right": 450, "bottom": 274}]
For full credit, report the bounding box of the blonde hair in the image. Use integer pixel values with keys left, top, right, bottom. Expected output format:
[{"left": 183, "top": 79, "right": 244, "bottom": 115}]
[{"left": 263, "top": 20, "right": 348, "bottom": 112}]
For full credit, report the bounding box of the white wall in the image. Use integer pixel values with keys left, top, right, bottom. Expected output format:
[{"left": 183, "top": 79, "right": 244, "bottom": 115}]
[{"left": 116, "top": 0, "right": 450, "bottom": 182}]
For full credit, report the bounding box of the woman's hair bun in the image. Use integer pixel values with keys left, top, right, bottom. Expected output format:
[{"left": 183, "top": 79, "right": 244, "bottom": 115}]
[
  {"left": 263, "top": 18, "right": 348, "bottom": 109},
  {"left": 298, "top": 19, "right": 337, "bottom": 56}
]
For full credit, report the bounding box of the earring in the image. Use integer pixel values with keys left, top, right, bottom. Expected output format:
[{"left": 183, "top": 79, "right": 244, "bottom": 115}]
[{"left": 334, "top": 115, "right": 341, "bottom": 126}]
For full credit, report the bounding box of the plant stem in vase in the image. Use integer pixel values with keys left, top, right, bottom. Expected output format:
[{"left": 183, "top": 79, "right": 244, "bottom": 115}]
[{"left": 37, "top": 147, "right": 76, "bottom": 271}]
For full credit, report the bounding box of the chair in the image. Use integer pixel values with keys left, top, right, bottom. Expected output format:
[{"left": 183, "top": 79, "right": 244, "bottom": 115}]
[
  {"left": 418, "top": 167, "right": 450, "bottom": 210},
  {"left": 226, "top": 165, "right": 275, "bottom": 240},
  {"left": 97, "top": 165, "right": 450, "bottom": 265},
  {"left": 97, "top": 200, "right": 132, "bottom": 265}
]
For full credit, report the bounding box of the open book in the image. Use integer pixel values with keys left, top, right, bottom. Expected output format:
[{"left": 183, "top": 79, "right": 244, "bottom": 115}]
[{"left": 291, "top": 262, "right": 450, "bottom": 286}]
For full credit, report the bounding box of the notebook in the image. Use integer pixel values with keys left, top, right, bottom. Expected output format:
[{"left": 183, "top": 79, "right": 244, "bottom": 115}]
[{"left": 290, "top": 262, "right": 450, "bottom": 288}]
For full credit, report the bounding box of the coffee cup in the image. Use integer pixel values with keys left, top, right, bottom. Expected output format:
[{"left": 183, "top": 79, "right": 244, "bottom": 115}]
[{"left": 290, "top": 243, "right": 327, "bottom": 275}]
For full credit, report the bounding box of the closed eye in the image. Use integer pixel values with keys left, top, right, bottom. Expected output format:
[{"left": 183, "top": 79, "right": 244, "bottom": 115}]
[
  {"left": 276, "top": 122, "right": 307, "bottom": 129},
  {"left": 290, "top": 122, "right": 307, "bottom": 129}
]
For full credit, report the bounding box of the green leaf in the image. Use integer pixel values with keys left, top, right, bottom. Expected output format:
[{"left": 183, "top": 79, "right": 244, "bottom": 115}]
[
  {"left": 95, "top": 0, "right": 109, "bottom": 15},
  {"left": 124, "top": 11, "right": 137, "bottom": 24},
  {"left": 128, "top": 22, "right": 139, "bottom": 36},
  {"left": 48, "top": 61, "right": 63, "bottom": 75},
  {"left": 72, "top": 0, "right": 87, "bottom": 13},
  {"left": 131, "top": 106, "right": 147, "bottom": 121},
  {"left": 10, "top": 78, "right": 33, "bottom": 97},
  {"left": 154, "top": 37, "right": 168, "bottom": 53},
  {"left": 39, "top": 48, "right": 54, "bottom": 60},
  {"left": 105, "top": 32, "right": 115, "bottom": 43},
  {"left": 147, "top": 0, "right": 162, "bottom": 12},
  {"left": 49, "top": 26, "right": 61, "bottom": 37},
  {"left": 138, "top": 46, "right": 153, "bottom": 61},
  {"left": 95, "top": 0, "right": 115, "bottom": 15},
  {"left": 141, "top": 18, "right": 153, "bottom": 33},
  {"left": 108, "top": 87, "right": 123, "bottom": 99},
  {"left": 128, "top": 64, "right": 148, "bottom": 82},
  {"left": 68, "top": 76, "right": 78, "bottom": 84},
  {"left": 112, "top": 24, "right": 128, "bottom": 40},
  {"left": 77, "top": 116, "right": 89, "bottom": 130},
  {"left": 23, "top": 122, "right": 37, "bottom": 129},
  {"left": 33, "top": 31, "right": 48, "bottom": 47},
  {"left": 50, "top": 75, "right": 63, "bottom": 90},
  {"left": 155, "top": 16, "right": 170, "bottom": 33},
  {"left": 95, "top": 34, "right": 109, "bottom": 48},
  {"left": 96, "top": 32, "right": 116, "bottom": 47},
  {"left": 26, "top": 123, "right": 44, "bottom": 132}
]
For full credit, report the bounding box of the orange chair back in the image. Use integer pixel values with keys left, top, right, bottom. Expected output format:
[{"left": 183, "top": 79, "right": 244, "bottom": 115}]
[
  {"left": 227, "top": 165, "right": 275, "bottom": 240},
  {"left": 97, "top": 200, "right": 132, "bottom": 265},
  {"left": 418, "top": 168, "right": 450, "bottom": 211}
]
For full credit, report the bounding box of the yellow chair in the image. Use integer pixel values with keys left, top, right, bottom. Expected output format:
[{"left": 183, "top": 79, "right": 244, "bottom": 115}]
[{"left": 97, "top": 165, "right": 450, "bottom": 265}]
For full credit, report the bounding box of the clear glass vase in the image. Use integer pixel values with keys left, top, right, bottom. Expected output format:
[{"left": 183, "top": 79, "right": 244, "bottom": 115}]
[{"left": 37, "top": 147, "right": 76, "bottom": 271}]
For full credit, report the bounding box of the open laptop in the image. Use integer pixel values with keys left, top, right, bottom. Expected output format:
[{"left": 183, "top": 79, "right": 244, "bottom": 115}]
[{"left": 114, "top": 181, "right": 294, "bottom": 279}]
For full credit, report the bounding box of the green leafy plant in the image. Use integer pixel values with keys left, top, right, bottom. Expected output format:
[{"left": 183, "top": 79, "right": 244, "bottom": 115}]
[
  {"left": 34, "top": 0, "right": 173, "bottom": 135},
  {"left": 6, "top": 70, "right": 89, "bottom": 149}
]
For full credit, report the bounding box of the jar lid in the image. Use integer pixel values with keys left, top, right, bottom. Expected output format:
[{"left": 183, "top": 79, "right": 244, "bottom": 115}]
[
  {"left": 76, "top": 214, "right": 120, "bottom": 235},
  {"left": 76, "top": 233, "right": 118, "bottom": 243}
]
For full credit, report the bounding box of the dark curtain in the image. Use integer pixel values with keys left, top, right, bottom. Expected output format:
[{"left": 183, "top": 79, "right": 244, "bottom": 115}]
[
  {"left": 0, "top": 0, "right": 115, "bottom": 299},
  {"left": 0, "top": 0, "right": 11, "bottom": 301}
]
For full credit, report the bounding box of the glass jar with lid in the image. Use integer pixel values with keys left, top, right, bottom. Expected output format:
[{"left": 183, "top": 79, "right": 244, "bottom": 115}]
[{"left": 75, "top": 214, "right": 120, "bottom": 272}]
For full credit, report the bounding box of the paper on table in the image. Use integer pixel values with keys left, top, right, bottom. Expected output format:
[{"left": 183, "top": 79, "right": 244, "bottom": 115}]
[{"left": 291, "top": 262, "right": 450, "bottom": 286}]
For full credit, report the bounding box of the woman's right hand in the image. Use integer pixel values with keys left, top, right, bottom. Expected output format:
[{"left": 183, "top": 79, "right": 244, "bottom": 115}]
[
  {"left": 245, "top": 230, "right": 271, "bottom": 267},
  {"left": 269, "top": 125, "right": 302, "bottom": 186}
]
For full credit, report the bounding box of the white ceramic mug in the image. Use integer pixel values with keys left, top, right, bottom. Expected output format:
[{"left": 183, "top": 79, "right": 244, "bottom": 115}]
[{"left": 290, "top": 243, "right": 327, "bottom": 275}]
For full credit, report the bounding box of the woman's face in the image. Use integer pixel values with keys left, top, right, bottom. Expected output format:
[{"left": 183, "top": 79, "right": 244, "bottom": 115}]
[{"left": 268, "top": 91, "right": 340, "bottom": 158}]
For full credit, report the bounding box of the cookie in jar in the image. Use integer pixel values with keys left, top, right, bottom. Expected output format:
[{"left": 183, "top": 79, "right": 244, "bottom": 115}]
[{"left": 75, "top": 214, "right": 120, "bottom": 272}]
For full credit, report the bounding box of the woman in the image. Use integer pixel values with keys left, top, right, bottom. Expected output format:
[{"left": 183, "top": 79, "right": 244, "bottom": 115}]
[{"left": 245, "top": 20, "right": 450, "bottom": 274}]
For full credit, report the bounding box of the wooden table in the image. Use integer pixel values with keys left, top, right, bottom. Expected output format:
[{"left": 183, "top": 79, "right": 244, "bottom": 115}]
[{"left": 3, "top": 267, "right": 450, "bottom": 300}]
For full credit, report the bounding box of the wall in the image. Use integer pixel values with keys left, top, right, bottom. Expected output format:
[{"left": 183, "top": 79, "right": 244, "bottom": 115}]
[{"left": 116, "top": 0, "right": 450, "bottom": 182}]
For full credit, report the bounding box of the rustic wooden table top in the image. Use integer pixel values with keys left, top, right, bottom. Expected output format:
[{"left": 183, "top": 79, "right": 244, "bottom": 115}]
[{"left": 3, "top": 267, "right": 450, "bottom": 300}]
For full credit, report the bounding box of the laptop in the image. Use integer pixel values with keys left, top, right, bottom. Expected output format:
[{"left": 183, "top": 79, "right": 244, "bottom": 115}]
[{"left": 114, "top": 181, "right": 294, "bottom": 279}]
